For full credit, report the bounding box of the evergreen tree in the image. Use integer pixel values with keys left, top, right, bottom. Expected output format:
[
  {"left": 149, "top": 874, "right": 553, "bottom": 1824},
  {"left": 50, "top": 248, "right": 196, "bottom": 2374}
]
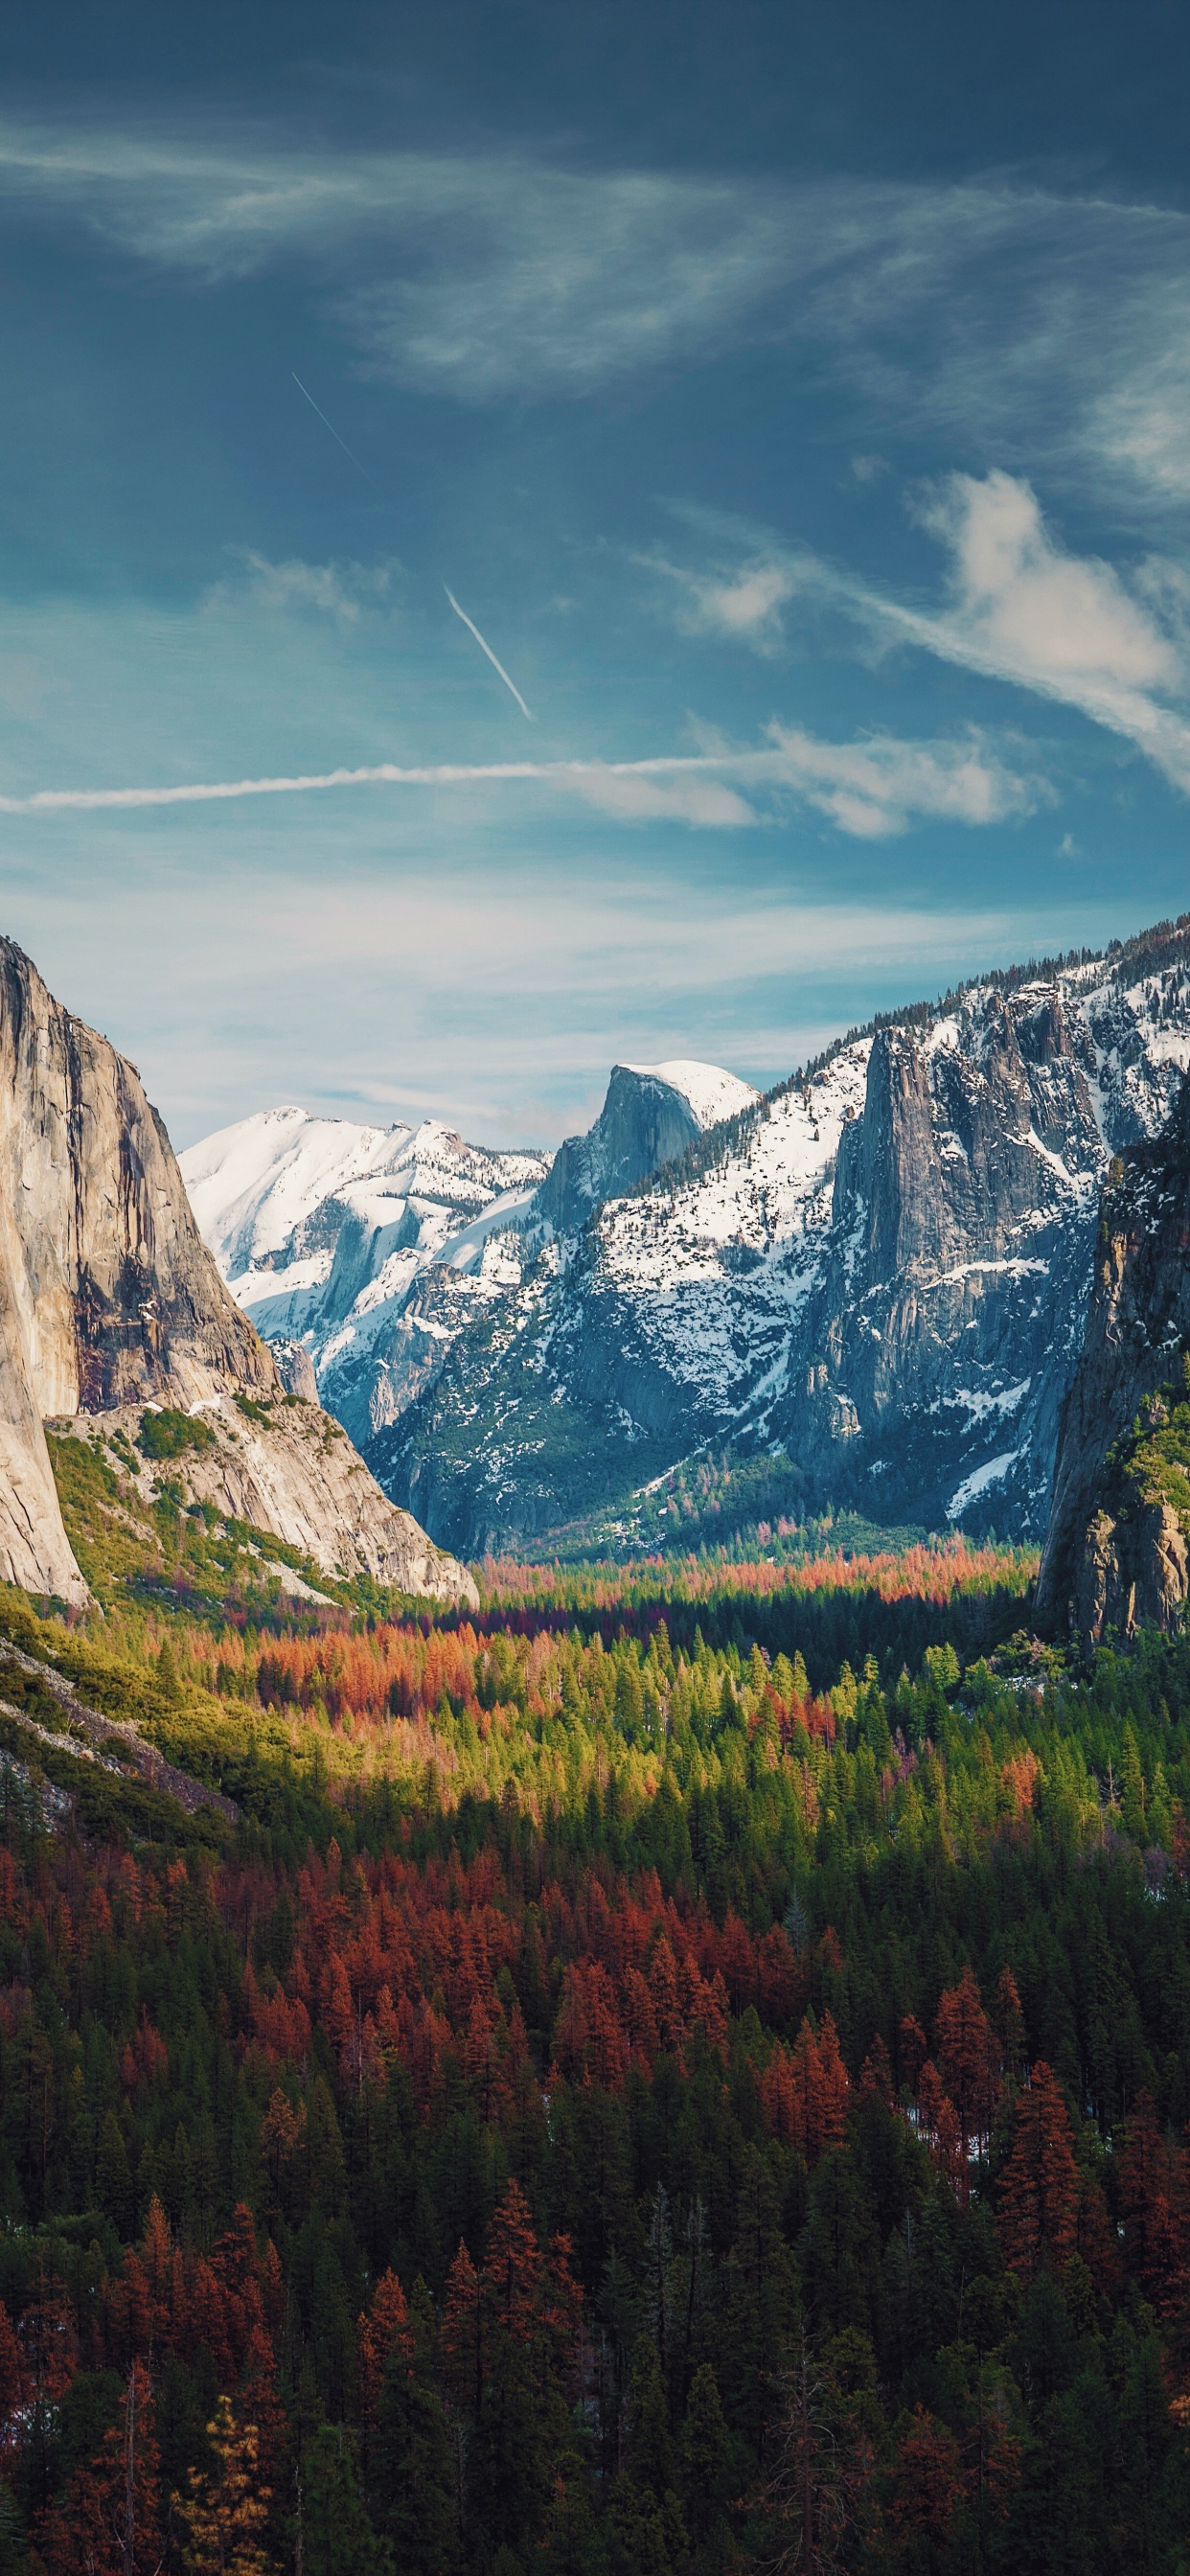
[{"left": 301, "top": 2422, "right": 388, "bottom": 2576}]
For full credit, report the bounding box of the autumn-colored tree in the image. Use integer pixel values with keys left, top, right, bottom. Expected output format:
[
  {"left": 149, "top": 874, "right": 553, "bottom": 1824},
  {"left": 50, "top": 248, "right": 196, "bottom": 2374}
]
[
  {"left": 483, "top": 2179, "right": 542, "bottom": 2345},
  {"left": 790, "top": 2014, "right": 849, "bottom": 2164},
  {"left": 178, "top": 2395, "right": 271, "bottom": 2576},
  {"left": 1118, "top": 2089, "right": 1188, "bottom": 2315},
  {"left": 358, "top": 2268, "right": 414, "bottom": 2422},
  {"left": 442, "top": 2240, "right": 482, "bottom": 2421},
  {"left": 934, "top": 1966, "right": 998, "bottom": 2153},
  {"left": 858, "top": 2035, "right": 894, "bottom": 2108},
  {"left": 0, "top": 2300, "right": 22, "bottom": 2458},
  {"left": 993, "top": 1966, "right": 1026, "bottom": 2082},
  {"left": 897, "top": 2014, "right": 927, "bottom": 2095},
  {"left": 997, "top": 2062, "right": 1080, "bottom": 2281},
  {"left": 42, "top": 2360, "right": 164, "bottom": 2576},
  {"left": 885, "top": 2406, "right": 964, "bottom": 2564}
]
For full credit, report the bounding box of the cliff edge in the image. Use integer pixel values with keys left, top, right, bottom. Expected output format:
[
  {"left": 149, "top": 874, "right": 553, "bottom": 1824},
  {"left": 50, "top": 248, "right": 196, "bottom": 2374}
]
[
  {"left": 0, "top": 939, "right": 475, "bottom": 1607},
  {"left": 1036, "top": 1071, "right": 1190, "bottom": 1645}
]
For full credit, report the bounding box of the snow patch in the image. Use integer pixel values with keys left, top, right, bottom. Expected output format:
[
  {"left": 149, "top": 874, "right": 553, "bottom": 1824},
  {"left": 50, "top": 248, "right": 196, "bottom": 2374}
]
[{"left": 947, "top": 1451, "right": 1019, "bottom": 1521}]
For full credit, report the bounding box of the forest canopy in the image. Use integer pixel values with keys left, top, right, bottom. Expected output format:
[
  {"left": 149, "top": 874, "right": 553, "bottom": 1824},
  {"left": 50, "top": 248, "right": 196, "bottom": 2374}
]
[{"left": 0, "top": 1546, "right": 1185, "bottom": 2573}]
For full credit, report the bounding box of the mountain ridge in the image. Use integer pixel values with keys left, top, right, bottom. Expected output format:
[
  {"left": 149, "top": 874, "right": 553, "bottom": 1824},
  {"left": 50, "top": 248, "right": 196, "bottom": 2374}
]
[
  {"left": 376, "top": 916, "right": 1190, "bottom": 1554},
  {"left": 181, "top": 913, "right": 1190, "bottom": 1564}
]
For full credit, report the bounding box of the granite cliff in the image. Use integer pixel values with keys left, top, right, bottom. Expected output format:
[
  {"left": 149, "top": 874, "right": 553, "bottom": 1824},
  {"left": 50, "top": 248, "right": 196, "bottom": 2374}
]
[
  {"left": 1036, "top": 1071, "right": 1190, "bottom": 1645},
  {"left": 0, "top": 939, "right": 474, "bottom": 1605}
]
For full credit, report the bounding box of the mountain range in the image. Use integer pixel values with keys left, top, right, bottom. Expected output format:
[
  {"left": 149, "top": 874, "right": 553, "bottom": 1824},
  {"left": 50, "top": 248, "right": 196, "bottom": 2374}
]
[{"left": 184, "top": 916, "right": 1190, "bottom": 1564}]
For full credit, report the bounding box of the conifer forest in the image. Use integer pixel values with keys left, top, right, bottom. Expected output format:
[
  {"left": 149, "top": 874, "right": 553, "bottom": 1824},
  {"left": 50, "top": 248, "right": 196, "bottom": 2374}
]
[{"left": 0, "top": 1533, "right": 1187, "bottom": 2574}]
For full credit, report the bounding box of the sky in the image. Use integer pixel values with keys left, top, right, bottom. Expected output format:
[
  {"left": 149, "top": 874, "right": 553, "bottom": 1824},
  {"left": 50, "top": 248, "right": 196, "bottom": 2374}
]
[{"left": 2, "top": 0, "right": 1190, "bottom": 1147}]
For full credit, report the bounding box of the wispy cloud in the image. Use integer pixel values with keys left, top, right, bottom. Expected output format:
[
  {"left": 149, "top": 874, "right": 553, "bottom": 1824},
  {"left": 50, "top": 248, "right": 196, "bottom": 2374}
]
[
  {"left": 643, "top": 547, "right": 807, "bottom": 655},
  {"left": 205, "top": 551, "right": 398, "bottom": 623},
  {"left": 766, "top": 722, "right": 1042, "bottom": 839},
  {"left": 4, "top": 114, "right": 1190, "bottom": 500},
  {"left": 16, "top": 844, "right": 1064, "bottom": 1145},
  {"left": 859, "top": 473, "right": 1190, "bottom": 794},
  {"left": 663, "top": 472, "right": 1190, "bottom": 797},
  {"left": 0, "top": 724, "right": 1038, "bottom": 840}
]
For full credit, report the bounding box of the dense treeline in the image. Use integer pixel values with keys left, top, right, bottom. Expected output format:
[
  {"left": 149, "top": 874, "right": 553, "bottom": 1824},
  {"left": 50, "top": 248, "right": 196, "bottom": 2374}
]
[{"left": 0, "top": 1575, "right": 1188, "bottom": 2570}]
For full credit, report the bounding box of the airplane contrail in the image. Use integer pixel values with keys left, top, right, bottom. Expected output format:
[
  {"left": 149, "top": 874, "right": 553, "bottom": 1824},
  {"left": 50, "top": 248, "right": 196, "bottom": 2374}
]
[
  {"left": 0, "top": 750, "right": 756, "bottom": 814},
  {"left": 289, "top": 377, "right": 534, "bottom": 720},
  {"left": 444, "top": 586, "right": 534, "bottom": 721},
  {"left": 291, "top": 374, "right": 378, "bottom": 486}
]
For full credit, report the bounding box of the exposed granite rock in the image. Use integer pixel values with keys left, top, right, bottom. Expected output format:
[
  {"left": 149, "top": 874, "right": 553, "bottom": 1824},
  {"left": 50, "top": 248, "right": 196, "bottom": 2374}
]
[
  {"left": 271, "top": 1339, "right": 320, "bottom": 1404},
  {"left": 536, "top": 1066, "right": 708, "bottom": 1234},
  {"left": 0, "top": 938, "right": 475, "bottom": 1606},
  {"left": 53, "top": 1399, "right": 479, "bottom": 1605},
  {"left": 1036, "top": 1073, "right": 1190, "bottom": 1644}
]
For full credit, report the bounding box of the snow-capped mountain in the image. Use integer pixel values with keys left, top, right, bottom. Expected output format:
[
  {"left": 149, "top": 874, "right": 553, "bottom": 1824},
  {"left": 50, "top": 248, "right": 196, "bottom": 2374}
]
[
  {"left": 178, "top": 1106, "right": 550, "bottom": 1454},
  {"left": 537, "top": 1058, "right": 758, "bottom": 1232},
  {"left": 369, "top": 919, "right": 1190, "bottom": 1555},
  {"left": 182, "top": 926, "right": 1190, "bottom": 1558},
  {"left": 179, "top": 1061, "right": 751, "bottom": 1465}
]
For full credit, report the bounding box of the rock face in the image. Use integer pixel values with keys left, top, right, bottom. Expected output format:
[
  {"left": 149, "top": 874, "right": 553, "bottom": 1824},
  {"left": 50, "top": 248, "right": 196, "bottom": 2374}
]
[
  {"left": 537, "top": 1061, "right": 758, "bottom": 1234},
  {"left": 0, "top": 938, "right": 474, "bottom": 1605},
  {"left": 370, "top": 922, "right": 1190, "bottom": 1555},
  {"left": 1036, "top": 1073, "right": 1190, "bottom": 1645},
  {"left": 51, "top": 1400, "right": 478, "bottom": 1604}
]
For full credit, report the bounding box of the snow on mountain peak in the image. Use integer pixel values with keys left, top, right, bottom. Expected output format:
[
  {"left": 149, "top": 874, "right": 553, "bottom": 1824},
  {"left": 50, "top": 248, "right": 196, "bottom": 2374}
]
[{"left": 625, "top": 1060, "right": 759, "bottom": 1129}]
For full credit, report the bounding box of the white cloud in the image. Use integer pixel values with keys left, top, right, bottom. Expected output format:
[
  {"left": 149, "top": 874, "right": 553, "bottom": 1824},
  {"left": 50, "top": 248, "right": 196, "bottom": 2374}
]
[
  {"left": 567, "top": 770, "right": 757, "bottom": 827},
  {"left": 915, "top": 472, "right": 1179, "bottom": 697},
  {"left": 644, "top": 549, "right": 805, "bottom": 655},
  {"left": 766, "top": 721, "right": 1042, "bottom": 838},
  {"left": 871, "top": 473, "right": 1190, "bottom": 794},
  {"left": 206, "top": 551, "right": 397, "bottom": 624},
  {"left": 675, "top": 473, "right": 1190, "bottom": 800}
]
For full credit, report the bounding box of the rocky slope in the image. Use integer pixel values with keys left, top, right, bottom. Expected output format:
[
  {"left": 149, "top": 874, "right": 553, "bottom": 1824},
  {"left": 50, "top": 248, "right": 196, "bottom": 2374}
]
[
  {"left": 50, "top": 1397, "right": 476, "bottom": 1603},
  {"left": 1035, "top": 1070, "right": 1190, "bottom": 1645},
  {"left": 0, "top": 939, "right": 474, "bottom": 1605},
  {"left": 372, "top": 920, "right": 1190, "bottom": 1555}
]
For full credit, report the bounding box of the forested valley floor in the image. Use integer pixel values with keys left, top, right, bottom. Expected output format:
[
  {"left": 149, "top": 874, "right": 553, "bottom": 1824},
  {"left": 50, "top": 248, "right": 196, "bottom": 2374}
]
[{"left": 0, "top": 1521, "right": 1187, "bottom": 2574}]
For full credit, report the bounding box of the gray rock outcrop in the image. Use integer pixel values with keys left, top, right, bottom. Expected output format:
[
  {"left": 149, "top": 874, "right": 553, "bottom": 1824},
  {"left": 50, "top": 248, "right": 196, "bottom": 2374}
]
[
  {"left": 536, "top": 1066, "right": 710, "bottom": 1234},
  {"left": 1036, "top": 1072, "right": 1190, "bottom": 1645},
  {"left": 0, "top": 937, "right": 475, "bottom": 1605}
]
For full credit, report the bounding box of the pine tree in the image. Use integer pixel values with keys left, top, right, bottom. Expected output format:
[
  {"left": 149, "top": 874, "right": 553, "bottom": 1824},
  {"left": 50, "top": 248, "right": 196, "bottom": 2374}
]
[
  {"left": 97, "top": 2109, "right": 136, "bottom": 2239},
  {"left": 998, "top": 2063, "right": 1081, "bottom": 2282},
  {"left": 372, "top": 2336, "right": 458, "bottom": 2576},
  {"left": 357, "top": 2271, "right": 413, "bottom": 2423},
  {"left": 42, "top": 2360, "right": 164, "bottom": 2576},
  {"left": 934, "top": 1966, "right": 997, "bottom": 2154},
  {"left": 482, "top": 2178, "right": 541, "bottom": 2346},
  {"left": 300, "top": 2423, "right": 387, "bottom": 2575},
  {"left": 885, "top": 2405, "right": 965, "bottom": 2564},
  {"left": 679, "top": 2362, "right": 731, "bottom": 2543},
  {"left": 626, "top": 2336, "right": 675, "bottom": 2502}
]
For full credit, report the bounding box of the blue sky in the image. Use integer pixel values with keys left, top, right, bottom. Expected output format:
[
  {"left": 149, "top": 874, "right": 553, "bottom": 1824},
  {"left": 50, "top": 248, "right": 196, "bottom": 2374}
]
[{"left": 2, "top": 0, "right": 1190, "bottom": 1145}]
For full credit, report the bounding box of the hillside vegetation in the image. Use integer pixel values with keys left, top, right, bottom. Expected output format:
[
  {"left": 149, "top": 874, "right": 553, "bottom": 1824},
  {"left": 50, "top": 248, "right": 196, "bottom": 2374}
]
[{"left": 0, "top": 1484, "right": 1186, "bottom": 2571}]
